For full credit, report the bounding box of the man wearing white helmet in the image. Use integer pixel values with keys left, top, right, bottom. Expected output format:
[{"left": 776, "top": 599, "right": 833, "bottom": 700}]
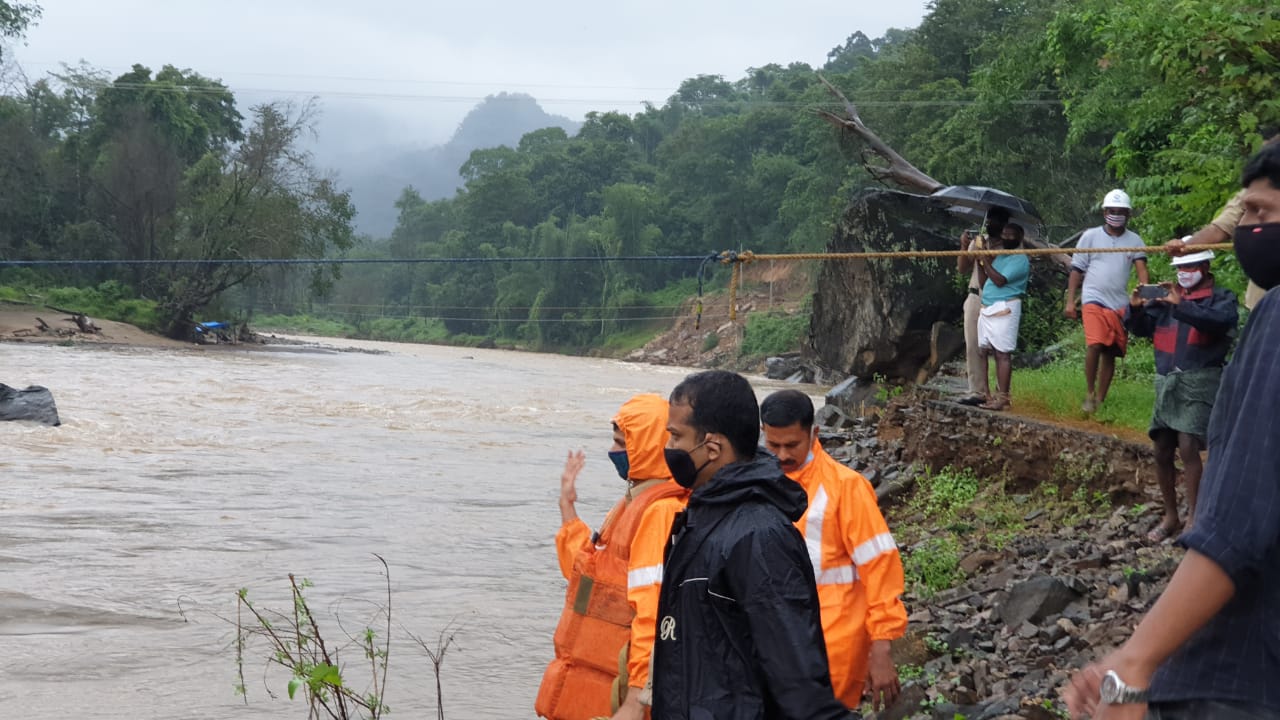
[
  {"left": 1124, "top": 250, "right": 1237, "bottom": 543},
  {"left": 1065, "top": 189, "right": 1150, "bottom": 413}
]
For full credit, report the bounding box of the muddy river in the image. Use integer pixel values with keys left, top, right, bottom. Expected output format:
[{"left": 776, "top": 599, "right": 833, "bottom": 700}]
[{"left": 0, "top": 338, "right": 806, "bottom": 719}]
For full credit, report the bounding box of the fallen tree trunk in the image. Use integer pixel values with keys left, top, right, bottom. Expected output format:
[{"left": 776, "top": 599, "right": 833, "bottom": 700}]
[{"left": 816, "top": 74, "right": 1071, "bottom": 270}]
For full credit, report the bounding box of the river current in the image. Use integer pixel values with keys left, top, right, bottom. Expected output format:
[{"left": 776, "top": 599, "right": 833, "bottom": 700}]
[{"left": 1, "top": 338, "right": 803, "bottom": 719}]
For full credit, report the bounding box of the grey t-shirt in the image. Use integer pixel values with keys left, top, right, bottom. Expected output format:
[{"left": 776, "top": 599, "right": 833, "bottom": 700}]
[{"left": 1072, "top": 226, "right": 1146, "bottom": 310}]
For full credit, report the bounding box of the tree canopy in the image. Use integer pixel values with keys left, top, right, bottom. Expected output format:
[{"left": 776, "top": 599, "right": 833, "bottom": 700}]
[{"left": 3, "top": 0, "right": 1277, "bottom": 349}]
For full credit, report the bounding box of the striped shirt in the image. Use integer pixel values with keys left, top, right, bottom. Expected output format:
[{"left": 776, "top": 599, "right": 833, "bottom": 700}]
[{"left": 1148, "top": 287, "right": 1280, "bottom": 710}]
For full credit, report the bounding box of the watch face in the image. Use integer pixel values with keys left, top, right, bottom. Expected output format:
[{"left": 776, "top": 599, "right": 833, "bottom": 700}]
[{"left": 1100, "top": 672, "right": 1121, "bottom": 703}]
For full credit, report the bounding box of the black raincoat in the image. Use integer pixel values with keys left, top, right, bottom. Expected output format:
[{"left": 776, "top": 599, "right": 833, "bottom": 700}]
[{"left": 650, "top": 452, "right": 853, "bottom": 720}]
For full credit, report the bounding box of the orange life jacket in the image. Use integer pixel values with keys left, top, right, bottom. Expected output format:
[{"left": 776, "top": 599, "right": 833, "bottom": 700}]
[{"left": 535, "top": 480, "right": 687, "bottom": 720}]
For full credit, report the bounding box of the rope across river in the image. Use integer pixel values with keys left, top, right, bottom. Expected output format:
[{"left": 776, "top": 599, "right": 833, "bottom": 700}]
[
  {"left": 708, "top": 242, "right": 1235, "bottom": 325},
  {"left": 1, "top": 241, "right": 1235, "bottom": 328}
]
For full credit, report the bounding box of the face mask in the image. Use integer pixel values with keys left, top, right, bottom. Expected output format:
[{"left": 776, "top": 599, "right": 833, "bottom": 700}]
[
  {"left": 1235, "top": 223, "right": 1280, "bottom": 290},
  {"left": 608, "top": 449, "right": 629, "bottom": 480},
  {"left": 664, "top": 440, "right": 710, "bottom": 489},
  {"left": 1104, "top": 213, "right": 1128, "bottom": 229},
  {"left": 1176, "top": 270, "right": 1203, "bottom": 289}
]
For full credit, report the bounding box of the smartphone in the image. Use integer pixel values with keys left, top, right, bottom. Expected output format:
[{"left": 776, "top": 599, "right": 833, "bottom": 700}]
[{"left": 1137, "top": 284, "right": 1169, "bottom": 299}]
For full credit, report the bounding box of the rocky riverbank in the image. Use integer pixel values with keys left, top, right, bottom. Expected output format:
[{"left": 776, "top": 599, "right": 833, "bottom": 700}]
[{"left": 820, "top": 393, "right": 1178, "bottom": 720}]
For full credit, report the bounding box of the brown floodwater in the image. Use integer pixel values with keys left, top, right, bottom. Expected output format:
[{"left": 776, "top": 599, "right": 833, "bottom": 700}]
[{"left": 0, "top": 338, "right": 801, "bottom": 719}]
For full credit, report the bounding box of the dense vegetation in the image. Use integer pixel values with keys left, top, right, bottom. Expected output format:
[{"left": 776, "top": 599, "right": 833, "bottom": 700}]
[{"left": 1, "top": 0, "right": 1277, "bottom": 355}]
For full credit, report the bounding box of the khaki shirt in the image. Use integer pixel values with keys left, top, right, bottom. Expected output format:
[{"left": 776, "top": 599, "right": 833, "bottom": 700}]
[{"left": 1210, "top": 190, "right": 1264, "bottom": 310}]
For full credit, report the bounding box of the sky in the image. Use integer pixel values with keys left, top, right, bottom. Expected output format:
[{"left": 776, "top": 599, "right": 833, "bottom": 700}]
[{"left": 11, "top": 0, "right": 931, "bottom": 150}]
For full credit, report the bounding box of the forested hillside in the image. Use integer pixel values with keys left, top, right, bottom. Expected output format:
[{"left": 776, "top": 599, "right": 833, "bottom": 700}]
[{"left": 2, "top": 0, "right": 1276, "bottom": 350}]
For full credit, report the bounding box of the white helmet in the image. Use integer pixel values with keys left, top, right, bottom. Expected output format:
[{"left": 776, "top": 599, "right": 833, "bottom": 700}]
[{"left": 1102, "top": 189, "right": 1131, "bottom": 209}]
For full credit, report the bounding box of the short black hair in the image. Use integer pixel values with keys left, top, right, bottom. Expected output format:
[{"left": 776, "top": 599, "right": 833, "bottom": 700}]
[
  {"left": 760, "top": 389, "right": 815, "bottom": 430},
  {"left": 987, "top": 207, "right": 1011, "bottom": 224},
  {"left": 1005, "top": 223, "right": 1025, "bottom": 240},
  {"left": 670, "top": 370, "right": 759, "bottom": 459},
  {"left": 1242, "top": 143, "right": 1280, "bottom": 190}
]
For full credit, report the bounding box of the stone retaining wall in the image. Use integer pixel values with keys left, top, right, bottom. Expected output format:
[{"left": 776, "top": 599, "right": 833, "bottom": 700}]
[{"left": 891, "top": 399, "right": 1152, "bottom": 496}]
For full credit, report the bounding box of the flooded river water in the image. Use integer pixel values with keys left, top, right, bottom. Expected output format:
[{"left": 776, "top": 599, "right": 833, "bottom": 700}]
[{"left": 1, "top": 338, "right": 797, "bottom": 719}]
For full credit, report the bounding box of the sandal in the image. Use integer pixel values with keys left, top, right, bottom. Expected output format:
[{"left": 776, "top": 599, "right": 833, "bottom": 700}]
[
  {"left": 980, "top": 394, "right": 1010, "bottom": 411},
  {"left": 1146, "top": 522, "right": 1182, "bottom": 544}
]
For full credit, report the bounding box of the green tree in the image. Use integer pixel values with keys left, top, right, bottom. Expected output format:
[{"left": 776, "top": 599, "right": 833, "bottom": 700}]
[
  {"left": 1047, "top": 0, "right": 1280, "bottom": 288},
  {"left": 0, "top": 1, "right": 40, "bottom": 59},
  {"left": 155, "top": 102, "right": 354, "bottom": 337}
]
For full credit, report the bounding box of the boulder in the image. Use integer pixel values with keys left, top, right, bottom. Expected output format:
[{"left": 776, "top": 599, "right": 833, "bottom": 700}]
[
  {"left": 997, "top": 575, "right": 1079, "bottom": 628},
  {"left": 824, "top": 375, "right": 885, "bottom": 416},
  {"left": 764, "top": 353, "right": 804, "bottom": 380},
  {"left": 0, "top": 384, "right": 61, "bottom": 426},
  {"left": 808, "top": 189, "right": 967, "bottom": 382}
]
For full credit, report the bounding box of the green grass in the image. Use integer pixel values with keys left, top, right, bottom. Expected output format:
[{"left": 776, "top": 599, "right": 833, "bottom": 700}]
[
  {"left": 597, "top": 324, "right": 663, "bottom": 354},
  {"left": 1, "top": 281, "right": 161, "bottom": 331},
  {"left": 739, "top": 310, "right": 809, "bottom": 358},
  {"left": 1009, "top": 328, "right": 1156, "bottom": 434},
  {"left": 253, "top": 313, "right": 356, "bottom": 338}
]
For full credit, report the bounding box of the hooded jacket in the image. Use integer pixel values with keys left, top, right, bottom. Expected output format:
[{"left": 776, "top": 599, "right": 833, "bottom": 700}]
[
  {"left": 651, "top": 452, "right": 851, "bottom": 720},
  {"left": 788, "top": 441, "right": 907, "bottom": 708},
  {"left": 537, "top": 394, "right": 688, "bottom": 720}
]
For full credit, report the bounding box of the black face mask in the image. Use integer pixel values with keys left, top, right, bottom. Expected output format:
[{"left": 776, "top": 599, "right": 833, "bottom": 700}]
[
  {"left": 664, "top": 440, "right": 710, "bottom": 489},
  {"left": 1235, "top": 223, "right": 1280, "bottom": 290}
]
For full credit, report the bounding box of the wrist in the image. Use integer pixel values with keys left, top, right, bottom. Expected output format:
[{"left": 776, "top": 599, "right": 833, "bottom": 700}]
[{"left": 1109, "top": 646, "right": 1158, "bottom": 688}]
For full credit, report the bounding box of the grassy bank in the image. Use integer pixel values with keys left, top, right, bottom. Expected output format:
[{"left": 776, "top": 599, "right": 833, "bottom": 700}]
[
  {"left": 0, "top": 281, "right": 161, "bottom": 331},
  {"left": 1010, "top": 328, "right": 1156, "bottom": 435}
]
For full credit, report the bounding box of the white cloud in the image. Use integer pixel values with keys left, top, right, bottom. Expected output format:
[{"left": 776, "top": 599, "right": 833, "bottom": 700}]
[{"left": 16, "top": 0, "right": 928, "bottom": 145}]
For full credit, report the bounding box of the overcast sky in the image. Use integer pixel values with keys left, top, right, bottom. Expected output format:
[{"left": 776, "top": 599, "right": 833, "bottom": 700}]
[{"left": 13, "top": 0, "right": 929, "bottom": 149}]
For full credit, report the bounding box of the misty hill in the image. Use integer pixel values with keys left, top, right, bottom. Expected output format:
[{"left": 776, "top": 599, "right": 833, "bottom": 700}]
[{"left": 329, "top": 93, "right": 580, "bottom": 237}]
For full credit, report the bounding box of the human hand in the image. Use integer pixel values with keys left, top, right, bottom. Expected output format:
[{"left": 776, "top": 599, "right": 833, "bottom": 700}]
[
  {"left": 1064, "top": 303, "right": 1078, "bottom": 320},
  {"left": 1130, "top": 287, "right": 1144, "bottom": 308},
  {"left": 1157, "top": 283, "right": 1180, "bottom": 305},
  {"left": 1063, "top": 653, "right": 1153, "bottom": 720},
  {"left": 1164, "top": 236, "right": 1188, "bottom": 258},
  {"left": 961, "top": 231, "right": 972, "bottom": 248},
  {"left": 608, "top": 697, "right": 645, "bottom": 720},
  {"left": 560, "top": 449, "right": 585, "bottom": 510},
  {"left": 865, "top": 642, "right": 901, "bottom": 712}
]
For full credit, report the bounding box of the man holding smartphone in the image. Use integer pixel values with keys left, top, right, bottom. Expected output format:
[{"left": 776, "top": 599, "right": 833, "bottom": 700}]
[
  {"left": 1124, "top": 251, "right": 1237, "bottom": 543},
  {"left": 1065, "top": 189, "right": 1150, "bottom": 413}
]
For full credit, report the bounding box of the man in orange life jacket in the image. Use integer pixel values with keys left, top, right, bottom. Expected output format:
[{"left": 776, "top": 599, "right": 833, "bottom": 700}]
[
  {"left": 761, "top": 390, "right": 909, "bottom": 713},
  {"left": 536, "top": 394, "right": 689, "bottom": 720}
]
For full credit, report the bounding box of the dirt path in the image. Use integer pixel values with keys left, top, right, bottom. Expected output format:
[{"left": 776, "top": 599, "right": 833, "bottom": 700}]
[{"left": 0, "top": 303, "right": 188, "bottom": 349}]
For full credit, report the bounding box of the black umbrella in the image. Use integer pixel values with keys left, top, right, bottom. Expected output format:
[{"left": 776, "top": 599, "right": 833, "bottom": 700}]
[{"left": 931, "top": 185, "right": 1042, "bottom": 227}]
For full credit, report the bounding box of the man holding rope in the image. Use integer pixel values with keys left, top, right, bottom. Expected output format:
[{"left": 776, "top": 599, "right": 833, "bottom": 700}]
[{"left": 1065, "top": 189, "right": 1150, "bottom": 414}]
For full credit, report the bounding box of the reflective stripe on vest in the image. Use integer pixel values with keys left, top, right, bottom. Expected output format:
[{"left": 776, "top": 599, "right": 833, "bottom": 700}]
[
  {"left": 852, "top": 532, "right": 898, "bottom": 566},
  {"left": 627, "top": 564, "right": 663, "bottom": 590},
  {"left": 804, "top": 486, "right": 858, "bottom": 585},
  {"left": 805, "top": 487, "right": 899, "bottom": 586}
]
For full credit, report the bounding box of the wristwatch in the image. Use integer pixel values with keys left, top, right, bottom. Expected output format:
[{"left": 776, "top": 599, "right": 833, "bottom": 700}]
[{"left": 1100, "top": 670, "right": 1149, "bottom": 705}]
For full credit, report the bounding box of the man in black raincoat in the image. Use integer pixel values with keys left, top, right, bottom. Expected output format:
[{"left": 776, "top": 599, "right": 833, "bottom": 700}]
[{"left": 651, "top": 370, "right": 854, "bottom": 719}]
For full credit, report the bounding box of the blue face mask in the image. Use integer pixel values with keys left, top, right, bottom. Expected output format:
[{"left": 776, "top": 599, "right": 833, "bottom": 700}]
[{"left": 608, "top": 449, "right": 630, "bottom": 480}]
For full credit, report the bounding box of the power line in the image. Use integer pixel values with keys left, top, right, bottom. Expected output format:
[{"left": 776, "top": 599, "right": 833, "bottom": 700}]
[{"left": 0, "top": 254, "right": 710, "bottom": 267}]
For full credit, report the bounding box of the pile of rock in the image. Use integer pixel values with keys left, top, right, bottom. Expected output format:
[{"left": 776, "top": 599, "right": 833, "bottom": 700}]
[
  {"left": 812, "top": 401, "right": 914, "bottom": 506},
  {"left": 871, "top": 510, "right": 1179, "bottom": 719},
  {"left": 812, "top": 394, "right": 1177, "bottom": 719}
]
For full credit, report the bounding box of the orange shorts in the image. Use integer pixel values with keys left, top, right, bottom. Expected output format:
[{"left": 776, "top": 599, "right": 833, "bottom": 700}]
[{"left": 1082, "top": 303, "right": 1128, "bottom": 356}]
